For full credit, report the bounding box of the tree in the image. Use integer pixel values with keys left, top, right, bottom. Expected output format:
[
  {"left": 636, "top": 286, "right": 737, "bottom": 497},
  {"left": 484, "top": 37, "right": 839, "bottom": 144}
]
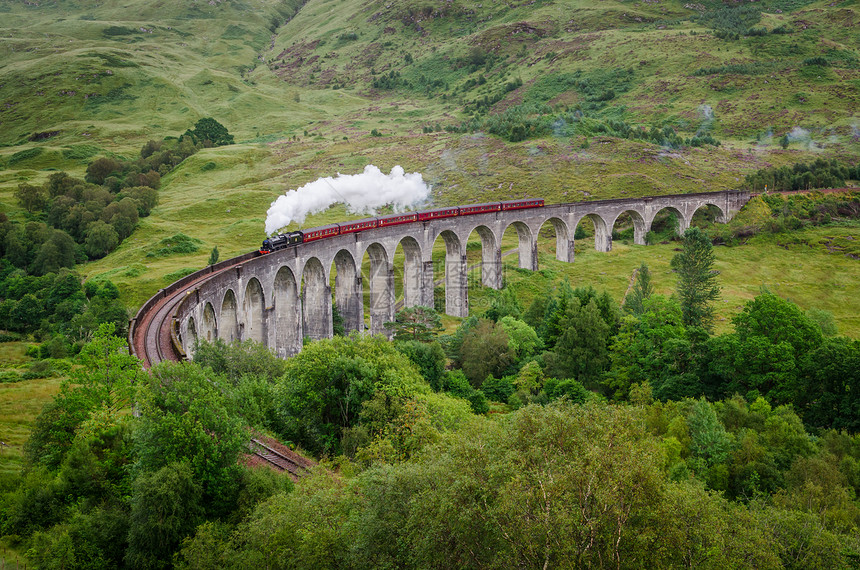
[
  {"left": 30, "top": 230, "right": 77, "bottom": 275},
  {"left": 208, "top": 246, "right": 219, "bottom": 265},
  {"left": 101, "top": 197, "right": 139, "bottom": 240},
  {"left": 458, "top": 319, "right": 514, "bottom": 387},
  {"left": 126, "top": 461, "right": 204, "bottom": 570},
  {"left": 15, "top": 182, "right": 47, "bottom": 213},
  {"left": 120, "top": 186, "right": 158, "bottom": 216},
  {"left": 623, "top": 262, "right": 654, "bottom": 315},
  {"left": 395, "top": 340, "right": 446, "bottom": 391},
  {"left": 498, "top": 316, "right": 540, "bottom": 362},
  {"left": 671, "top": 227, "right": 720, "bottom": 332},
  {"left": 275, "top": 335, "right": 429, "bottom": 455},
  {"left": 86, "top": 157, "right": 124, "bottom": 185},
  {"left": 604, "top": 296, "right": 702, "bottom": 402},
  {"left": 24, "top": 323, "right": 140, "bottom": 469},
  {"left": 184, "top": 118, "right": 234, "bottom": 147},
  {"left": 135, "top": 361, "right": 248, "bottom": 517},
  {"left": 800, "top": 337, "right": 860, "bottom": 431},
  {"left": 384, "top": 306, "right": 442, "bottom": 342},
  {"left": 544, "top": 298, "right": 610, "bottom": 384},
  {"left": 85, "top": 220, "right": 119, "bottom": 259}
]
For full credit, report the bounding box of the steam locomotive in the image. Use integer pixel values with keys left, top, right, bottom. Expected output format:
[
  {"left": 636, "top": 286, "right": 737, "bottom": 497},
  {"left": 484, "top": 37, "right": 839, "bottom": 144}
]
[{"left": 260, "top": 198, "right": 544, "bottom": 254}]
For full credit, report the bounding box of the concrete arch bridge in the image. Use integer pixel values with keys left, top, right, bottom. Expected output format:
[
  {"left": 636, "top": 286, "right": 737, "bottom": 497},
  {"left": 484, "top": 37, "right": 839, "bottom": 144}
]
[{"left": 129, "top": 190, "right": 749, "bottom": 366}]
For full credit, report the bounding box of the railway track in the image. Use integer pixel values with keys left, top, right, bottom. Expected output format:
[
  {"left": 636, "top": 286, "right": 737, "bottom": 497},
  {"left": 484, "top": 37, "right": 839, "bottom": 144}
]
[
  {"left": 131, "top": 255, "right": 255, "bottom": 368},
  {"left": 250, "top": 438, "right": 315, "bottom": 479}
]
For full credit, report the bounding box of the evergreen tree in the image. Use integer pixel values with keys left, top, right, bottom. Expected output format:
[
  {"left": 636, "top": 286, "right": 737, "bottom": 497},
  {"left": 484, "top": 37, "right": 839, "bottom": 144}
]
[{"left": 671, "top": 227, "right": 720, "bottom": 332}]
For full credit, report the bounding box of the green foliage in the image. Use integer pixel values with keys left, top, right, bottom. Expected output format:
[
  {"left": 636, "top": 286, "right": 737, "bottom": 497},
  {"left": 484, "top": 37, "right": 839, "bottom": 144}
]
[
  {"left": 481, "top": 375, "right": 515, "bottom": 403},
  {"left": 556, "top": 114, "right": 720, "bottom": 149},
  {"left": 440, "top": 369, "right": 489, "bottom": 414},
  {"left": 275, "top": 334, "right": 429, "bottom": 455},
  {"left": 14, "top": 183, "right": 47, "bottom": 213},
  {"left": 183, "top": 117, "right": 234, "bottom": 147},
  {"left": 135, "top": 362, "right": 248, "bottom": 518},
  {"left": 694, "top": 5, "right": 763, "bottom": 40},
  {"left": 671, "top": 227, "right": 720, "bottom": 332},
  {"left": 384, "top": 306, "right": 442, "bottom": 342},
  {"left": 693, "top": 62, "right": 781, "bottom": 76},
  {"left": 207, "top": 246, "right": 219, "bottom": 265},
  {"left": 24, "top": 323, "right": 140, "bottom": 470},
  {"left": 543, "top": 377, "right": 589, "bottom": 404},
  {"left": 85, "top": 220, "right": 120, "bottom": 259},
  {"left": 604, "top": 296, "right": 700, "bottom": 402},
  {"left": 622, "top": 262, "right": 653, "bottom": 315},
  {"left": 394, "top": 340, "right": 446, "bottom": 391},
  {"left": 191, "top": 338, "right": 287, "bottom": 382},
  {"left": 0, "top": 270, "right": 127, "bottom": 352},
  {"left": 457, "top": 318, "right": 515, "bottom": 387},
  {"left": 126, "top": 461, "right": 204, "bottom": 570},
  {"left": 146, "top": 233, "right": 202, "bottom": 257},
  {"left": 482, "top": 286, "right": 521, "bottom": 321},
  {"left": 526, "top": 68, "right": 634, "bottom": 110},
  {"left": 498, "top": 315, "right": 540, "bottom": 362},
  {"left": 544, "top": 297, "right": 611, "bottom": 384},
  {"left": 744, "top": 159, "right": 858, "bottom": 193},
  {"left": 8, "top": 147, "right": 45, "bottom": 165}
]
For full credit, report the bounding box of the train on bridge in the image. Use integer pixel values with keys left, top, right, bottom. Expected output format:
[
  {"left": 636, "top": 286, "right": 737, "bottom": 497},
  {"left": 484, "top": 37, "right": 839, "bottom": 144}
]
[{"left": 260, "top": 198, "right": 545, "bottom": 254}]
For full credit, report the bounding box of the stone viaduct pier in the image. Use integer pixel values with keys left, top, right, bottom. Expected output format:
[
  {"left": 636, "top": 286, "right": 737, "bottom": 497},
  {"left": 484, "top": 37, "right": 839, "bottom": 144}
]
[{"left": 130, "top": 190, "right": 749, "bottom": 365}]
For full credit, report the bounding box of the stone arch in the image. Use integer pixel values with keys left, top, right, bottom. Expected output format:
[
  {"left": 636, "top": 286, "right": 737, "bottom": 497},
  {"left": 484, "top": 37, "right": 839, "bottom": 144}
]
[
  {"left": 467, "top": 224, "right": 502, "bottom": 289},
  {"left": 397, "top": 236, "right": 425, "bottom": 308},
  {"left": 185, "top": 317, "right": 198, "bottom": 357},
  {"left": 434, "top": 230, "right": 467, "bottom": 317},
  {"left": 274, "top": 266, "right": 301, "bottom": 357},
  {"left": 691, "top": 202, "right": 728, "bottom": 225},
  {"left": 220, "top": 289, "right": 239, "bottom": 342},
  {"left": 364, "top": 242, "right": 394, "bottom": 336},
  {"left": 610, "top": 210, "right": 647, "bottom": 245},
  {"left": 243, "top": 277, "right": 266, "bottom": 344},
  {"left": 647, "top": 206, "right": 688, "bottom": 237},
  {"left": 538, "top": 217, "right": 574, "bottom": 262},
  {"left": 576, "top": 213, "right": 612, "bottom": 252},
  {"left": 200, "top": 302, "right": 217, "bottom": 343},
  {"left": 332, "top": 249, "right": 362, "bottom": 333},
  {"left": 502, "top": 220, "right": 538, "bottom": 270},
  {"left": 301, "top": 257, "right": 332, "bottom": 341}
]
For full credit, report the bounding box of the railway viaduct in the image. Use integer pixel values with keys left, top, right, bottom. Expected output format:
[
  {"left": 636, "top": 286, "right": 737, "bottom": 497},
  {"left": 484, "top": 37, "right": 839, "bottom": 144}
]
[{"left": 131, "top": 190, "right": 749, "bottom": 364}]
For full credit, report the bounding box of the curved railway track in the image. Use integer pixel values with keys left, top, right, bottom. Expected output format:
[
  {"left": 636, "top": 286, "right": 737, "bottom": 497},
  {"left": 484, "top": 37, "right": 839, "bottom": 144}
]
[{"left": 131, "top": 255, "right": 256, "bottom": 368}]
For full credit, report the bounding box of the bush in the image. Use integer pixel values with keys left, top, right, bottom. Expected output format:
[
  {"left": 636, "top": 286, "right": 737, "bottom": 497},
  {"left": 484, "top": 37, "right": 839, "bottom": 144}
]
[
  {"left": 481, "top": 375, "right": 515, "bottom": 403},
  {"left": 21, "top": 359, "right": 55, "bottom": 380},
  {"left": 0, "top": 370, "right": 21, "bottom": 383},
  {"left": 442, "top": 370, "right": 489, "bottom": 414}
]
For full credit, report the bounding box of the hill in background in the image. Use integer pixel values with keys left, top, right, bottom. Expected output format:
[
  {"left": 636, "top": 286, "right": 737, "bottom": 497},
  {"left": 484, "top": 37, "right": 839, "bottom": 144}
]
[{"left": 0, "top": 0, "right": 857, "bottom": 313}]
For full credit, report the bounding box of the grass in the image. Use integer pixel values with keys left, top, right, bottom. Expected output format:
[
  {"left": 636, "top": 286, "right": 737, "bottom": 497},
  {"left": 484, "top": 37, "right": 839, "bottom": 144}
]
[{"left": 0, "top": 341, "right": 63, "bottom": 476}]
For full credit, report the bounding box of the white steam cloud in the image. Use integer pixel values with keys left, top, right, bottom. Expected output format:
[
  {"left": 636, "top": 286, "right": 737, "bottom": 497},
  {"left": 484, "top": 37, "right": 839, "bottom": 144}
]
[
  {"left": 698, "top": 104, "right": 714, "bottom": 121},
  {"left": 265, "top": 165, "right": 431, "bottom": 235},
  {"left": 787, "top": 126, "right": 811, "bottom": 142},
  {"left": 786, "top": 127, "right": 821, "bottom": 151}
]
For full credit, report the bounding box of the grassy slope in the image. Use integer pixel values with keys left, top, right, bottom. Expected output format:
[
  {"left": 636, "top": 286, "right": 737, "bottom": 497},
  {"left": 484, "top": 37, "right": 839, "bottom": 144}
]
[{"left": 0, "top": 0, "right": 855, "bottom": 308}]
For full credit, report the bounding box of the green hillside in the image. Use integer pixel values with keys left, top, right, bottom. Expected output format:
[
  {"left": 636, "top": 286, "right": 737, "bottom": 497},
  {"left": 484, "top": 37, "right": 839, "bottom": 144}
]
[{"left": 0, "top": 0, "right": 857, "bottom": 310}]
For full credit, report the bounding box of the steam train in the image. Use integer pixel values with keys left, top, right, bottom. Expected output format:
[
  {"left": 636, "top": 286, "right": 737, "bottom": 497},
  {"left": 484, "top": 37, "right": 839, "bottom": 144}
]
[{"left": 260, "top": 198, "right": 545, "bottom": 254}]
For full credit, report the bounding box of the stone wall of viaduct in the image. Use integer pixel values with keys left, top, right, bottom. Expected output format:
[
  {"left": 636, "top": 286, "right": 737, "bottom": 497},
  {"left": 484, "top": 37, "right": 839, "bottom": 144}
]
[{"left": 170, "top": 190, "right": 749, "bottom": 359}]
